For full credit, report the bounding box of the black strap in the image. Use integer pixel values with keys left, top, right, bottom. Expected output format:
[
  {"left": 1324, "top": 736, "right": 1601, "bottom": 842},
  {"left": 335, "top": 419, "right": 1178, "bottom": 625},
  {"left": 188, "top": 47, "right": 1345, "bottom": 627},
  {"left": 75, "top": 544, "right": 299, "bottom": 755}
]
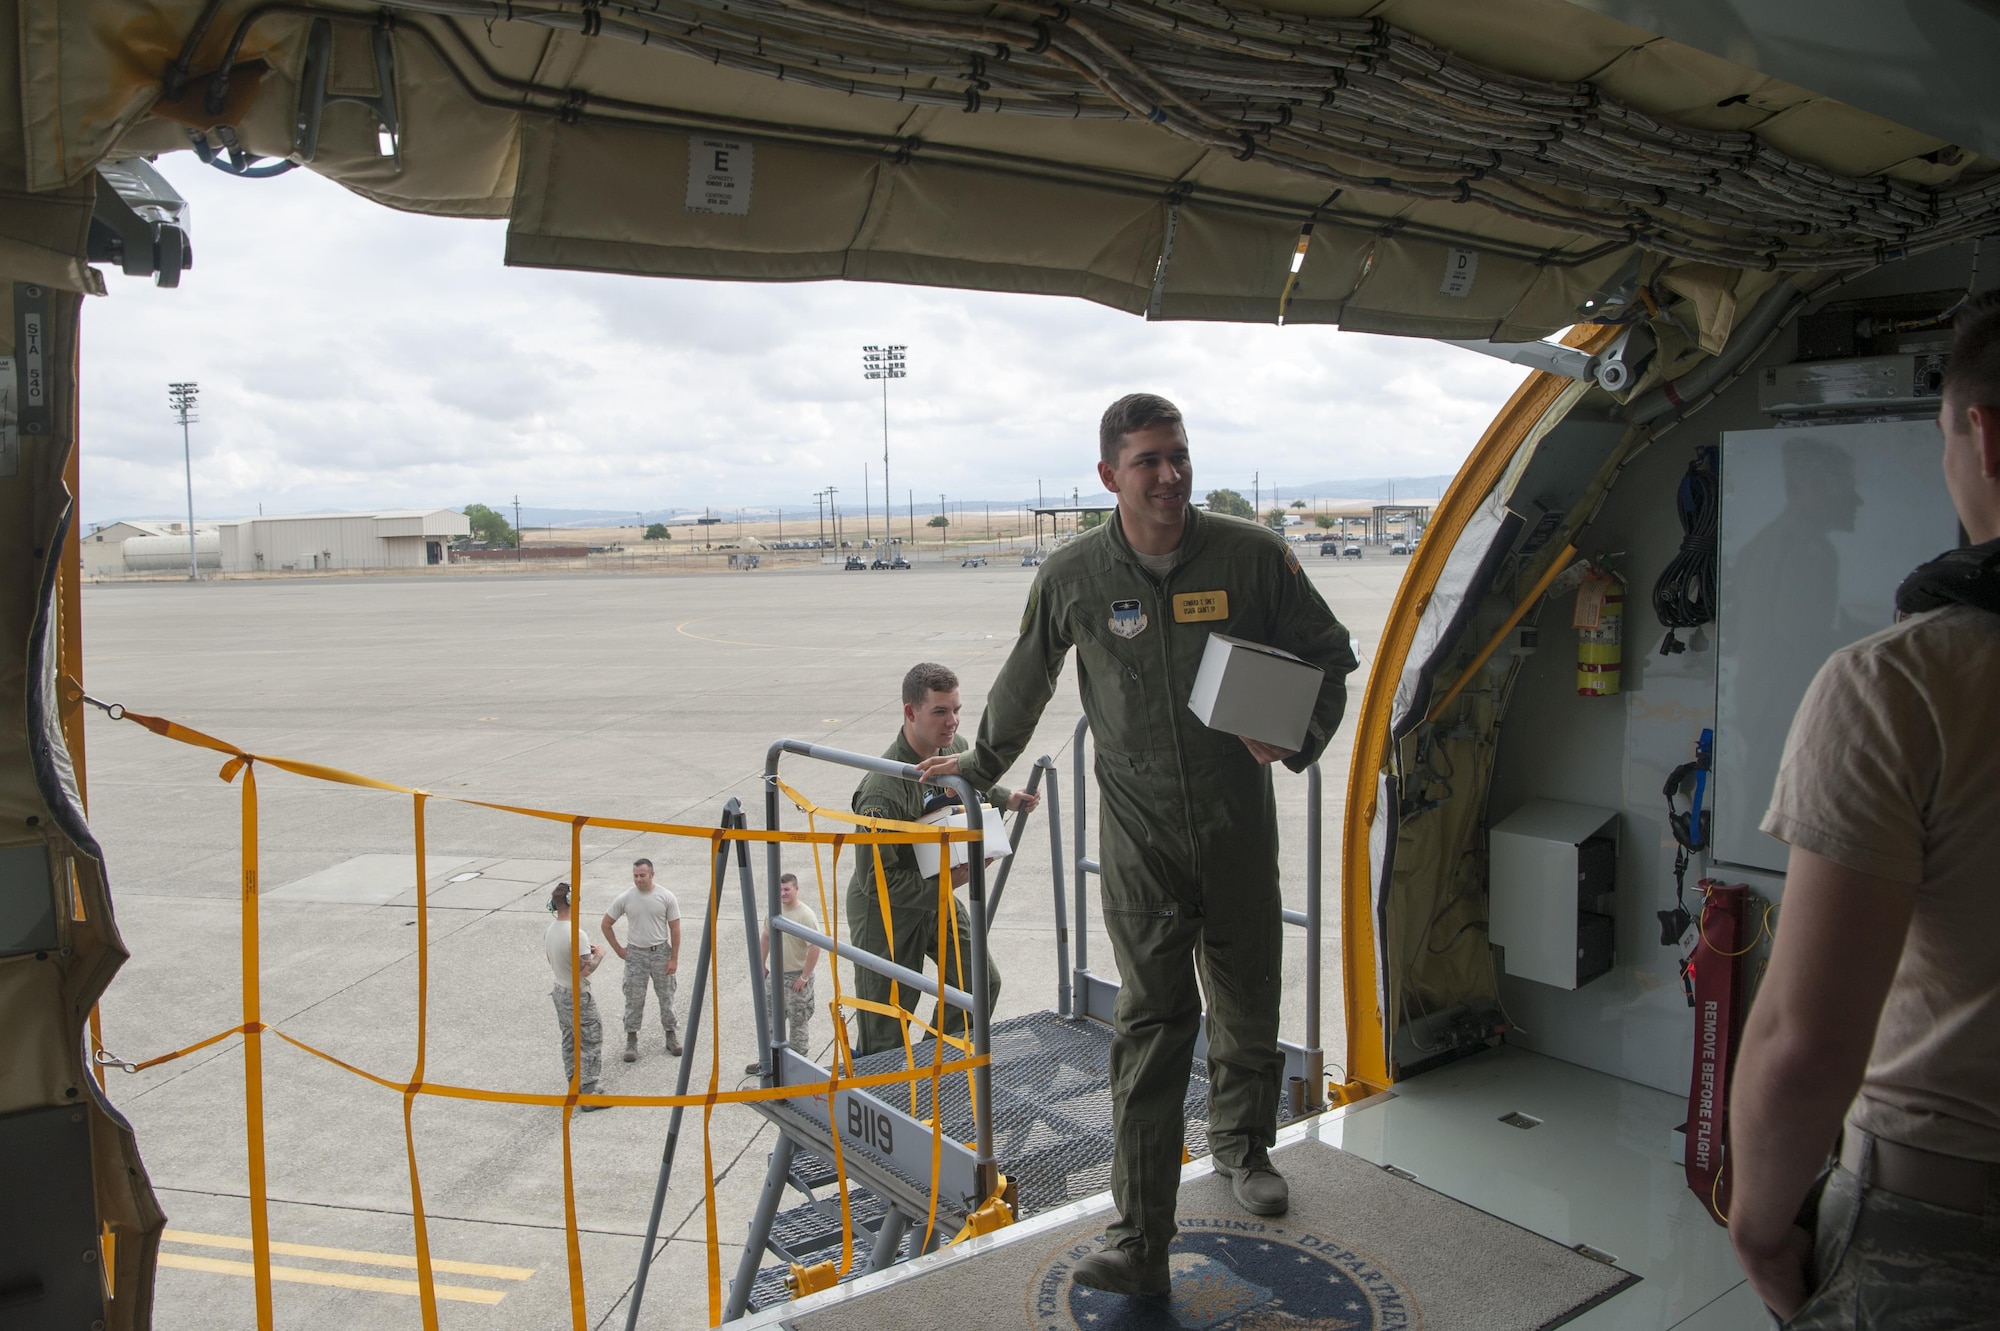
[{"left": 1894, "top": 537, "right": 2000, "bottom": 616}]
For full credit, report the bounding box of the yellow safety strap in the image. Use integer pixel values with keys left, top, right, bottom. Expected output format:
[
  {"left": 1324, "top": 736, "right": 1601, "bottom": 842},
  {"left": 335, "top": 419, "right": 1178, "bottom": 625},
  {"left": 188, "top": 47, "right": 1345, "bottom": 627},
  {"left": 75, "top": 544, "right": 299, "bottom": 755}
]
[
  {"left": 917, "top": 841, "right": 955, "bottom": 1254},
  {"left": 238, "top": 758, "right": 274, "bottom": 1331},
  {"left": 701, "top": 832, "right": 726, "bottom": 1325},
  {"left": 405, "top": 794, "right": 440, "bottom": 1330}
]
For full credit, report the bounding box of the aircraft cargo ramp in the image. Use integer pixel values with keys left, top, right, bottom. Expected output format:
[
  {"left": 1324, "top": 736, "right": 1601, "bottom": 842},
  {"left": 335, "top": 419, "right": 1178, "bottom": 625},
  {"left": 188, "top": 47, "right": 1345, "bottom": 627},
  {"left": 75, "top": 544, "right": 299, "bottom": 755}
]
[{"left": 734, "top": 1010, "right": 1306, "bottom": 1315}]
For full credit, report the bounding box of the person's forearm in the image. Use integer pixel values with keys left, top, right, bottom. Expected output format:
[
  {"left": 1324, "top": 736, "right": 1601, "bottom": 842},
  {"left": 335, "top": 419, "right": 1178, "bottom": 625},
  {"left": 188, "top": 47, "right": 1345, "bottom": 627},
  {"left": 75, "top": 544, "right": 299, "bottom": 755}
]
[
  {"left": 1729, "top": 846, "right": 1912, "bottom": 1262},
  {"left": 1730, "top": 1019, "right": 1857, "bottom": 1246},
  {"left": 961, "top": 617, "right": 1062, "bottom": 787}
]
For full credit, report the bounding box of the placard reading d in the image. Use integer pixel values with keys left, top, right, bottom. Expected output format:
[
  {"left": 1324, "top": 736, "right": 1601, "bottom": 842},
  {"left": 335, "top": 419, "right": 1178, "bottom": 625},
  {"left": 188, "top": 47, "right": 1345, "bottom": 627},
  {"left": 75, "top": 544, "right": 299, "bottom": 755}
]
[{"left": 686, "top": 137, "right": 754, "bottom": 215}]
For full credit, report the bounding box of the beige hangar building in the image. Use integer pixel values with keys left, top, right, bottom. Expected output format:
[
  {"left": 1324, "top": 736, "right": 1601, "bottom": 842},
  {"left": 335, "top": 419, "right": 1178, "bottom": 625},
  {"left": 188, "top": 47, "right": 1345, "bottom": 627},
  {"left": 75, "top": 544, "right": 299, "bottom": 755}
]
[{"left": 216, "top": 509, "right": 473, "bottom": 572}]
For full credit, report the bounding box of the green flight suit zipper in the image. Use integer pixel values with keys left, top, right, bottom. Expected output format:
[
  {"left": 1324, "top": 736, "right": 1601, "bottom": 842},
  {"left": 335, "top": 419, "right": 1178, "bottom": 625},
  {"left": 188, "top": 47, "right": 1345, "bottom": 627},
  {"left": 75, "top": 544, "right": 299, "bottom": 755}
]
[{"left": 1141, "top": 562, "right": 1204, "bottom": 914}]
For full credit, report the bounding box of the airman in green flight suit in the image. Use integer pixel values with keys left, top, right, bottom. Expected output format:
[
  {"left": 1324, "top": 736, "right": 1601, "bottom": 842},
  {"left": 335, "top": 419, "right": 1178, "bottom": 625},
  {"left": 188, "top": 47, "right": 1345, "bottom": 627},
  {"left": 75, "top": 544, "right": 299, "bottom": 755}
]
[{"left": 920, "top": 394, "right": 1357, "bottom": 1297}]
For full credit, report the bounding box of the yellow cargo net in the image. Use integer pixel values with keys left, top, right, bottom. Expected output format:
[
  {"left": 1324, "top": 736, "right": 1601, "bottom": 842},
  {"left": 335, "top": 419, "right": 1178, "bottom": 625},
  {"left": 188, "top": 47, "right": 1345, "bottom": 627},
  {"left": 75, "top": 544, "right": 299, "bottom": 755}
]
[
  {"left": 94, "top": 705, "right": 1002, "bottom": 1330},
  {"left": 770, "top": 778, "right": 1002, "bottom": 1259}
]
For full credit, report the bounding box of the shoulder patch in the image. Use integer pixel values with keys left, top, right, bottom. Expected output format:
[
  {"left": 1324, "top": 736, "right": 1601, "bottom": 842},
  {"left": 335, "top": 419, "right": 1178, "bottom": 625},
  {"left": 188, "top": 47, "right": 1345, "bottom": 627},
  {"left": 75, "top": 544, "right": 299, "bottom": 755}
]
[{"left": 1285, "top": 546, "right": 1302, "bottom": 573}]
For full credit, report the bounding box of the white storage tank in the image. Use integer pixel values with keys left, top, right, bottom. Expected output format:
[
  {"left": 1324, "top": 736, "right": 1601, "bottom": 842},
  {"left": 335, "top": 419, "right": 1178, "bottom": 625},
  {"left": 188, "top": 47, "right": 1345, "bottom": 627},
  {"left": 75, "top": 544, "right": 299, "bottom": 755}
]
[{"left": 121, "top": 532, "right": 220, "bottom": 572}]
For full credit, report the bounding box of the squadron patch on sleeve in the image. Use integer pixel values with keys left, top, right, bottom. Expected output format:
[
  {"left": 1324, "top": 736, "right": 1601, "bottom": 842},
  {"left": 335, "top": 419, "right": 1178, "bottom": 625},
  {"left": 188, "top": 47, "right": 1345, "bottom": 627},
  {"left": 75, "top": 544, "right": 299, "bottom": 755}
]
[
  {"left": 1108, "top": 599, "right": 1149, "bottom": 639},
  {"left": 1285, "top": 546, "right": 1303, "bottom": 574}
]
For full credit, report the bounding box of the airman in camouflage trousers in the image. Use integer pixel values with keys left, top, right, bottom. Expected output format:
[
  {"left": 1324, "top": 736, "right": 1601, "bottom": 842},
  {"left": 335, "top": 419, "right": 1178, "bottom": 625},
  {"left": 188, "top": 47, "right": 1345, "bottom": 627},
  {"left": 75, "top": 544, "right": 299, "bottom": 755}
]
[
  {"left": 750, "top": 873, "right": 827, "bottom": 1075},
  {"left": 1781, "top": 1160, "right": 2000, "bottom": 1330},
  {"left": 782, "top": 970, "right": 816, "bottom": 1055},
  {"left": 621, "top": 943, "right": 680, "bottom": 1049},
  {"left": 553, "top": 986, "right": 602, "bottom": 1092}
]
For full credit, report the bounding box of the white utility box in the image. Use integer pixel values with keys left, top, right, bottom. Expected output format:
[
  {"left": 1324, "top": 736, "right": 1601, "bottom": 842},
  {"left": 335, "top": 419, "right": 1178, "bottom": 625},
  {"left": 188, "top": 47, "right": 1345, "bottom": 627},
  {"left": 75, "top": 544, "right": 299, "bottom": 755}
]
[
  {"left": 910, "top": 804, "right": 1011, "bottom": 881},
  {"left": 1488, "top": 799, "right": 1620, "bottom": 990},
  {"left": 1187, "top": 632, "right": 1324, "bottom": 750}
]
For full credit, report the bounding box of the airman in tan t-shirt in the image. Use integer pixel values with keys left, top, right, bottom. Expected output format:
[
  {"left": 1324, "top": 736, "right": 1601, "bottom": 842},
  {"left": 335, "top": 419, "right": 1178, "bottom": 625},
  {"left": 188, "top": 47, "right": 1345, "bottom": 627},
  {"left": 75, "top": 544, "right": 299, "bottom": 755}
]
[{"left": 1762, "top": 602, "right": 2000, "bottom": 1161}]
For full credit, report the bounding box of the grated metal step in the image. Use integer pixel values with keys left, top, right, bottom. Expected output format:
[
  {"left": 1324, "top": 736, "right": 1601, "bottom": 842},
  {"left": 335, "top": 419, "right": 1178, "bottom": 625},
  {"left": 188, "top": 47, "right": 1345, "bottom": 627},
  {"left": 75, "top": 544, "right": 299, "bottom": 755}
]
[
  {"left": 845, "top": 1009, "right": 1294, "bottom": 1223},
  {"left": 787, "top": 1149, "right": 841, "bottom": 1193},
  {"left": 767, "top": 1189, "right": 887, "bottom": 1263}
]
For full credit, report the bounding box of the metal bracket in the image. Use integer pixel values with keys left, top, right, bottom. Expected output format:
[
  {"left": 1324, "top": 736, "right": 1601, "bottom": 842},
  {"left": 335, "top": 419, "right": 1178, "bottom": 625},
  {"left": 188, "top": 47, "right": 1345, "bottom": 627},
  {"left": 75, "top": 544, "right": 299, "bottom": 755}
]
[
  {"left": 1443, "top": 323, "right": 1654, "bottom": 396},
  {"left": 295, "top": 17, "right": 402, "bottom": 165},
  {"left": 87, "top": 159, "right": 192, "bottom": 287}
]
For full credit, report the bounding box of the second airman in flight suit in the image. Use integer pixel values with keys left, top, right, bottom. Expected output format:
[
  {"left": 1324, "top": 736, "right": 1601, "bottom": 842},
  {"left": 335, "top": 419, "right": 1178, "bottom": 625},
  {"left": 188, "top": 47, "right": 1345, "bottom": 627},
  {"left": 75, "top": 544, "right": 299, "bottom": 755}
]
[{"left": 848, "top": 661, "right": 1038, "bottom": 1056}]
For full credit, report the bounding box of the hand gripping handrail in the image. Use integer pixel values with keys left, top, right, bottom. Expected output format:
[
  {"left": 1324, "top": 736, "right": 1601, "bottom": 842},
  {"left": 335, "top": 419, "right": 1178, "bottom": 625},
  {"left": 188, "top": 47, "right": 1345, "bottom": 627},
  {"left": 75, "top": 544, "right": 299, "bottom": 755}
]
[{"left": 763, "top": 739, "right": 999, "bottom": 1200}]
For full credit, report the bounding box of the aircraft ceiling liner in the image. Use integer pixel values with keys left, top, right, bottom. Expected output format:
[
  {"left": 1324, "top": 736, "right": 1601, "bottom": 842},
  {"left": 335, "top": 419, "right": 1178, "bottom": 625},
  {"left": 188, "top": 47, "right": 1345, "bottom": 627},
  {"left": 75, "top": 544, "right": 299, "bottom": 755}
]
[{"left": 8, "top": 0, "right": 2000, "bottom": 343}]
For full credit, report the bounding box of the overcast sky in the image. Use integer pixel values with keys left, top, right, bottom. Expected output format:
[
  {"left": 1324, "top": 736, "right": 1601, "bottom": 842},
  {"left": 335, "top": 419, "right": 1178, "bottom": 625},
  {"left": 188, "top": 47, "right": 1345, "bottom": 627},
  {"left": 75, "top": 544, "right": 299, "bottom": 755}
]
[{"left": 79, "top": 154, "right": 1529, "bottom": 526}]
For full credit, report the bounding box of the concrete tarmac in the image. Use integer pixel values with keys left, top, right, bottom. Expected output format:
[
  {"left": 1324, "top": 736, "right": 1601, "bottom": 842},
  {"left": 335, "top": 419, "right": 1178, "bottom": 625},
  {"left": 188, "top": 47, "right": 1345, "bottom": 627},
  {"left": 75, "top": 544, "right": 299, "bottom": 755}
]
[{"left": 80, "top": 549, "right": 1406, "bottom": 1330}]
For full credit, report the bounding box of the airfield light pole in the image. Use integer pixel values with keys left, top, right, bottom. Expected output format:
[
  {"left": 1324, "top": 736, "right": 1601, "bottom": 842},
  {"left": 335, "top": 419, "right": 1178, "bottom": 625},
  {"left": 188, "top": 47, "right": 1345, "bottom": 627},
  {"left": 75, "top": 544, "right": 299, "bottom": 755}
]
[
  {"left": 939, "top": 492, "right": 947, "bottom": 549},
  {"left": 167, "top": 382, "right": 200, "bottom": 581},
  {"left": 513, "top": 495, "right": 522, "bottom": 562},
  {"left": 813, "top": 490, "right": 827, "bottom": 556},
  {"left": 826, "top": 486, "right": 840, "bottom": 555},
  {"left": 864, "top": 464, "right": 872, "bottom": 545},
  {"left": 862, "top": 344, "right": 906, "bottom": 544}
]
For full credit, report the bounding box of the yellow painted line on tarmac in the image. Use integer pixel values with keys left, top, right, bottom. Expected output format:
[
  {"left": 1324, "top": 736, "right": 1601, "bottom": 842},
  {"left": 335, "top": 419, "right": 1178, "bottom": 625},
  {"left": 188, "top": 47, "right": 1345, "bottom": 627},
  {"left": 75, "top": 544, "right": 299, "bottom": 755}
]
[
  {"left": 162, "top": 1230, "right": 535, "bottom": 1280},
  {"left": 674, "top": 617, "right": 800, "bottom": 650},
  {"left": 158, "top": 1252, "right": 508, "bottom": 1304}
]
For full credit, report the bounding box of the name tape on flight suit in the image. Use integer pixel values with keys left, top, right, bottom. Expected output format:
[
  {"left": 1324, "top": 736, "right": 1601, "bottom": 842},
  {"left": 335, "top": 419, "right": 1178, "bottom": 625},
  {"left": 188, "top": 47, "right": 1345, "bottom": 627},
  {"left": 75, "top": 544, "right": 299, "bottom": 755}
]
[{"left": 1173, "top": 591, "right": 1229, "bottom": 622}]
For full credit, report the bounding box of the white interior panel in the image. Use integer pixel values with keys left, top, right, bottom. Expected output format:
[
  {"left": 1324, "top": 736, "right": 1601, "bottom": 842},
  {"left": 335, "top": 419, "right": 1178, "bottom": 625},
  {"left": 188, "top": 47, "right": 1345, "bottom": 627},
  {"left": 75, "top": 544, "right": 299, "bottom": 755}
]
[{"left": 1714, "top": 420, "right": 1960, "bottom": 872}]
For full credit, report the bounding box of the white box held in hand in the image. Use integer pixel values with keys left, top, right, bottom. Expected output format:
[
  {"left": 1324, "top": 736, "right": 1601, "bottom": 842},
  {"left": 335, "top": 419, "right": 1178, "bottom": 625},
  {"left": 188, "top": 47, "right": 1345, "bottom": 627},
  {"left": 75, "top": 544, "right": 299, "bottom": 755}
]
[
  {"left": 910, "top": 803, "right": 1012, "bottom": 881},
  {"left": 1187, "top": 632, "right": 1324, "bottom": 750}
]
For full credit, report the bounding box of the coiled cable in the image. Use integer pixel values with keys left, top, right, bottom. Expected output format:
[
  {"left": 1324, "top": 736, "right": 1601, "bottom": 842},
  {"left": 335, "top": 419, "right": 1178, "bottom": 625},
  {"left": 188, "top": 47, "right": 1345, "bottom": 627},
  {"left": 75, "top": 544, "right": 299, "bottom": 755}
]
[{"left": 1653, "top": 447, "right": 1718, "bottom": 655}]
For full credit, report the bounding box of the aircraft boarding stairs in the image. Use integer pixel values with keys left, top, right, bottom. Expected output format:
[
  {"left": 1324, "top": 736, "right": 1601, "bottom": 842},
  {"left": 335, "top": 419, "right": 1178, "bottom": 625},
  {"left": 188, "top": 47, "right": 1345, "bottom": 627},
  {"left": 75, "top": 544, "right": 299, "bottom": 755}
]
[{"left": 618, "top": 719, "right": 1330, "bottom": 1327}]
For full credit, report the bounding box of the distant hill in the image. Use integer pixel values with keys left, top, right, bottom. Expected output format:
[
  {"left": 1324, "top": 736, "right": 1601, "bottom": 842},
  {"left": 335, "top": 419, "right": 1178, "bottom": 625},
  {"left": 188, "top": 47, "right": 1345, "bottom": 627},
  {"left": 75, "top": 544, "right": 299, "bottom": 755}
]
[
  {"left": 1258, "top": 476, "right": 1454, "bottom": 503},
  {"left": 134, "top": 479, "right": 1459, "bottom": 534}
]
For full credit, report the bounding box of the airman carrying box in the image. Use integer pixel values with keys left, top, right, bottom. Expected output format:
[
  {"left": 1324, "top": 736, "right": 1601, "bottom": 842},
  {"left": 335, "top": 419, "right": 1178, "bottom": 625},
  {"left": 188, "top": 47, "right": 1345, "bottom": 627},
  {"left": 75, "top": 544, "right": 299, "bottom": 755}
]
[{"left": 1187, "top": 632, "right": 1324, "bottom": 750}]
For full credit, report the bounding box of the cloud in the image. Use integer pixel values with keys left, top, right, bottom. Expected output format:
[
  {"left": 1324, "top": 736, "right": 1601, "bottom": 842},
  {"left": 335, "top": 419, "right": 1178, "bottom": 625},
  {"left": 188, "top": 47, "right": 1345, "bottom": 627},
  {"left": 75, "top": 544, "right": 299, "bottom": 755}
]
[{"left": 78, "top": 156, "right": 1533, "bottom": 523}]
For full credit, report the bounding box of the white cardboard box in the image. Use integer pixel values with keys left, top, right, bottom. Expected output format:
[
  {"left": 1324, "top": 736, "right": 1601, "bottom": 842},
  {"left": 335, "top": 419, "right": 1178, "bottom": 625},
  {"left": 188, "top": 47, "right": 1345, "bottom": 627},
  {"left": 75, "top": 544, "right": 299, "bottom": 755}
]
[
  {"left": 910, "top": 803, "right": 1012, "bottom": 881},
  {"left": 1187, "top": 632, "right": 1324, "bottom": 750}
]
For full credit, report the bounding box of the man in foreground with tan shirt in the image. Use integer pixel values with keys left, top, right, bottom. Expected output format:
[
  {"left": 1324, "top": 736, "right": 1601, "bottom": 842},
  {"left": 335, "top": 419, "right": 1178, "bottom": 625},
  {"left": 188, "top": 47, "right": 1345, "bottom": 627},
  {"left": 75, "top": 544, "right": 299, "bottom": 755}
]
[{"left": 1730, "top": 291, "right": 2000, "bottom": 1325}]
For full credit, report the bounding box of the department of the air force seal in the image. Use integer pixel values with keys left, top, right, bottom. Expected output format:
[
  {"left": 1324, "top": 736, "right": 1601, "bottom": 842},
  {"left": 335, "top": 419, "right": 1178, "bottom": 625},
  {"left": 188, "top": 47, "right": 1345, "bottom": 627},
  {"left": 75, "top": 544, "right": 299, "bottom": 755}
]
[
  {"left": 1029, "top": 1218, "right": 1415, "bottom": 1331},
  {"left": 1109, "top": 599, "right": 1149, "bottom": 639}
]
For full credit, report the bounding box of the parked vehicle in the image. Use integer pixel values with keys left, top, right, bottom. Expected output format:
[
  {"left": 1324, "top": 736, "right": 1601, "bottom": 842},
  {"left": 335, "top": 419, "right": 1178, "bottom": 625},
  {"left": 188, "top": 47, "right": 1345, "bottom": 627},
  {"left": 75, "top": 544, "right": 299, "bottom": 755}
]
[
  {"left": 845, "top": 556, "right": 866, "bottom": 570},
  {"left": 890, "top": 556, "right": 912, "bottom": 570},
  {"left": 961, "top": 556, "right": 988, "bottom": 567},
  {"left": 1343, "top": 544, "right": 1362, "bottom": 558}
]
